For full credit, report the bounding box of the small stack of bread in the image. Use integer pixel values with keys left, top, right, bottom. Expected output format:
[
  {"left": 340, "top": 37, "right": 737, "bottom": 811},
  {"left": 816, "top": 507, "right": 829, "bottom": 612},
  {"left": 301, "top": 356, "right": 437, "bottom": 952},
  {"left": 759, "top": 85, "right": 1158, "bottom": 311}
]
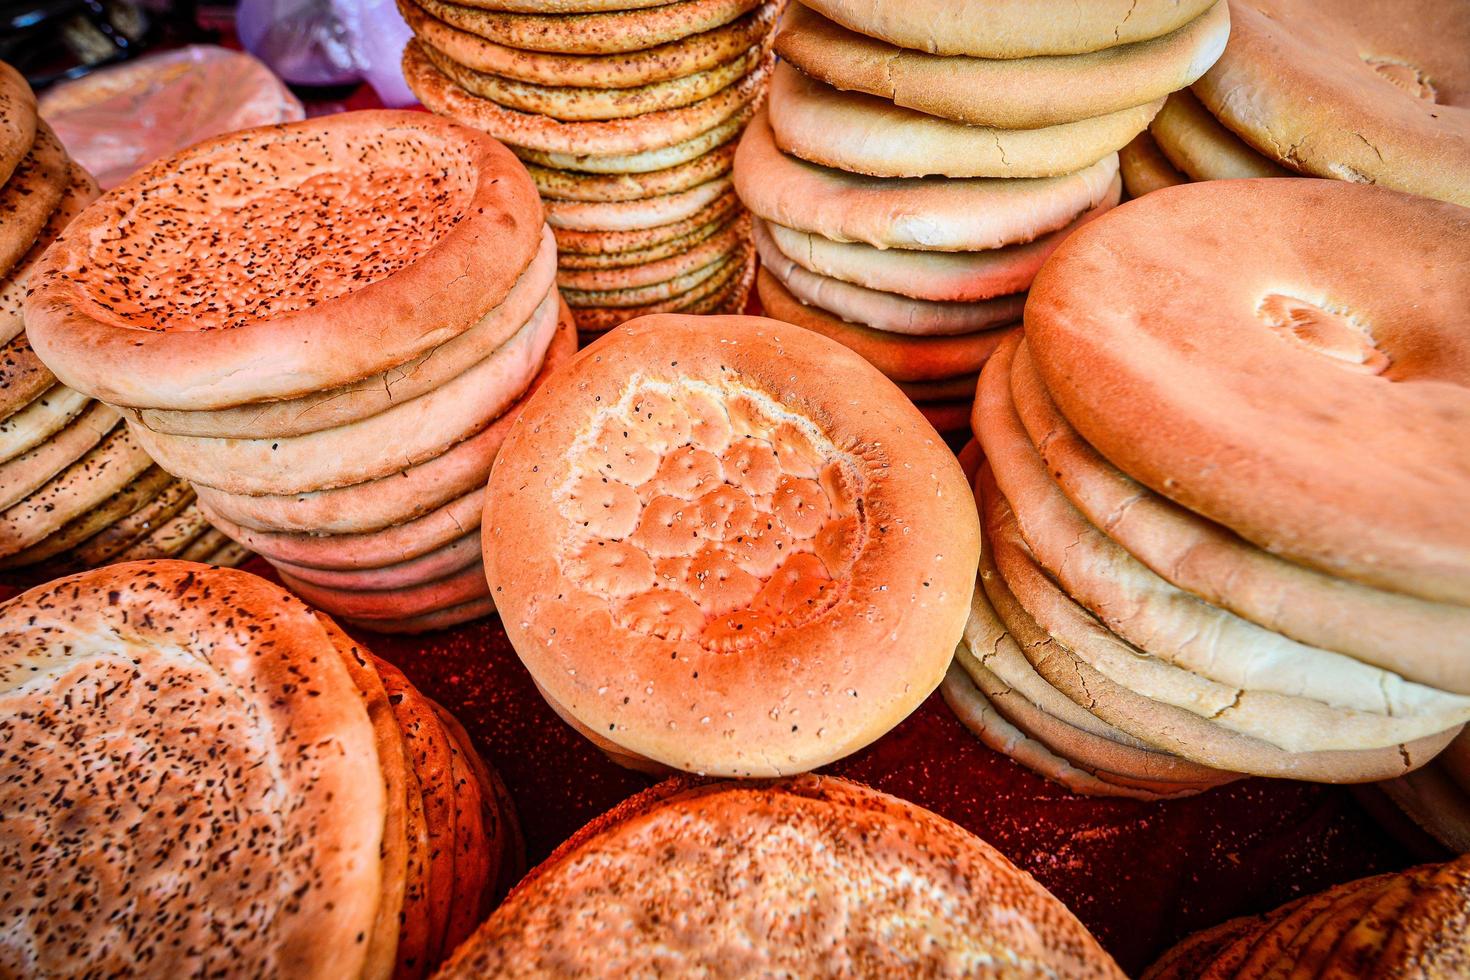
[
  {"left": 0, "top": 561, "right": 519, "bottom": 978},
  {"left": 397, "top": 0, "right": 777, "bottom": 335},
  {"left": 439, "top": 775, "right": 1126, "bottom": 978},
  {"left": 947, "top": 178, "right": 1470, "bottom": 797},
  {"left": 0, "top": 62, "right": 245, "bottom": 579},
  {"left": 1120, "top": 0, "right": 1468, "bottom": 204},
  {"left": 1146, "top": 853, "right": 1470, "bottom": 977},
  {"left": 25, "top": 110, "right": 571, "bottom": 632},
  {"left": 736, "top": 0, "right": 1227, "bottom": 433}
]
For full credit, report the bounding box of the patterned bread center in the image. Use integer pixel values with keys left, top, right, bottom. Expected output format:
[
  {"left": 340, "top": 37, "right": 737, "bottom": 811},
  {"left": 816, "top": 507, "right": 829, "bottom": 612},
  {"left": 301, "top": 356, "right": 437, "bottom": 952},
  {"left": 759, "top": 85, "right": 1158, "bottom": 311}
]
[
  {"left": 76, "top": 128, "right": 477, "bottom": 332},
  {"left": 555, "top": 376, "right": 866, "bottom": 652},
  {"left": 1257, "top": 293, "right": 1390, "bottom": 375},
  {"left": 0, "top": 648, "right": 293, "bottom": 974}
]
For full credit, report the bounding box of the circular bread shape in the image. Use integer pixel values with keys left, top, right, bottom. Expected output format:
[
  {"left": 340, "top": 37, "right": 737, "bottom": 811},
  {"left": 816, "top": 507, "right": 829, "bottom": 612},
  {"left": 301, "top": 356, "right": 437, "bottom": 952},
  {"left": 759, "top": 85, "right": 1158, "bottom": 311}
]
[
  {"left": 0, "top": 384, "right": 92, "bottom": 465},
  {"left": 349, "top": 595, "right": 498, "bottom": 634},
  {"left": 129, "top": 290, "right": 559, "bottom": 496},
  {"left": 568, "top": 242, "right": 752, "bottom": 330},
  {"left": 400, "top": 0, "right": 776, "bottom": 87},
  {"left": 529, "top": 142, "right": 734, "bottom": 202},
  {"left": 516, "top": 104, "right": 755, "bottom": 174},
  {"left": 977, "top": 340, "right": 1470, "bottom": 737},
  {"left": 554, "top": 191, "right": 738, "bottom": 254},
  {"left": 69, "top": 477, "right": 195, "bottom": 566},
  {"left": 405, "top": 40, "right": 771, "bottom": 157},
  {"left": 414, "top": 0, "right": 759, "bottom": 54},
  {"left": 0, "top": 465, "right": 175, "bottom": 569},
  {"left": 562, "top": 248, "right": 736, "bottom": 307},
  {"left": 0, "top": 421, "right": 153, "bottom": 558},
  {"left": 0, "top": 561, "right": 386, "bottom": 979},
  {"left": 0, "top": 61, "right": 37, "bottom": 188},
  {"left": 275, "top": 531, "right": 481, "bottom": 591},
  {"left": 0, "top": 163, "right": 101, "bottom": 347},
  {"left": 422, "top": 39, "right": 764, "bottom": 123},
  {"left": 941, "top": 661, "right": 1197, "bottom": 801},
  {"left": 434, "top": 701, "right": 524, "bottom": 904},
  {"left": 1192, "top": 0, "right": 1470, "bottom": 206},
  {"left": 758, "top": 181, "right": 1120, "bottom": 303},
  {"left": 800, "top": 0, "right": 1217, "bottom": 59},
  {"left": 1118, "top": 130, "right": 1187, "bottom": 197},
  {"left": 204, "top": 490, "right": 481, "bottom": 573},
  {"left": 133, "top": 231, "right": 556, "bottom": 439},
  {"left": 757, "top": 267, "right": 1014, "bottom": 382},
  {"left": 0, "top": 400, "right": 117, "bottom": 511},
  {"left": 485, "top": 315, "right": 978, "bottom": 776},
  {"left": 735, "top": 110, "right": 1122, "bottom": 251},
  {"left": 558, "top": 215, "right": 747, "bottom": 291},
  {"left": 178, "top": 528, "right": 236, "bottom": 563},
  {"left": 193, "top": 307, "right": 575, "bottom": 537},
  {"left": 442, "top": 775, "right": 1124, "bottom": 977},
  {"left": 0, "top": 122, "right": 69, "bottom": 281},
  {"left": 778, "top": 1, "right": 1228, "bottom": 130},
  {"left": 1150, "top": 88, "right": 1294, "bottom": 180},
  {"left": 434, "top": 0, "right": 671, "bottom": 11},
  {"left": 768, "top": 61, "right": 1161, "bottom": 179},
  {"left": 978, "top": 486, "right": 1462, "bottom": 781},
  {"left": 1010, "top": 342, "right": 1470, "bottom": 695},
  {"left": 980, "top": 467, "right": 1467, "bottom": 771},
  {"left": 279, "top": 560, "right": 488, "bottom": 623},
  {"left": 0, "top": 333, "right": 56, "bottom": 421},
  {"left": 960, "top": 567, "right": 1239, "bottom": 788},
  {"left": 544, "top": 176, "right": 731, "bottom": 231},
  {"left": 754, "top": 221, "right": 1026, "bottom": 337},
  {"left": 1025, "top": 179, "right": 1470, "bottom": 605},
  {"left": 114, "top": 500, "right": 214, "bottom": 562},
  {"left": 25, "top": 110, "right": 544, "bottom": 410}
]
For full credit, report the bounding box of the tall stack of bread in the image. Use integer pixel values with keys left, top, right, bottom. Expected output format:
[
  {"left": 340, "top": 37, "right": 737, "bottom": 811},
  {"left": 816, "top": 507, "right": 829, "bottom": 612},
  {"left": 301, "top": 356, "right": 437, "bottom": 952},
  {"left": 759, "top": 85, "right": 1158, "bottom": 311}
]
[
  {"left": 1120, "top": 0, "right": 1469, "bottom": 204},
  {"left": 946, "top": 178, "right": 1470, "bottom": 797},
  {"left": 0, "top": 561, "right": 519, "bottom": 978},
  {"left": 397, "top": 0, "right": 777, "bottom": 335},
  {"left": 24, "top": 110, "right": 573, "bottom": 633},
  {"left": 0, "top": 62, "right": 246, "bottom": 578},
  {"left": 1146, "top": 854, "right": 1470, "bottom": 977},
  {"left": 735, "top": 0, "right": 1228, "bottom": 433}
]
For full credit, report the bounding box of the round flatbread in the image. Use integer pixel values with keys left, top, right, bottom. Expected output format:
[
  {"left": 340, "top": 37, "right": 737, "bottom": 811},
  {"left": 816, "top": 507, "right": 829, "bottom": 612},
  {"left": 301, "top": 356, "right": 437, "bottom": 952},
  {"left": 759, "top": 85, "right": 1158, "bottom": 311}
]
[
  {"left": 1118, "top": 130, "right": 1187, "bottom": 197},
  {"left": 69, "top": 477, "right": 195, "bottom": 567},
  {"left": 778, "top": 1, "right": 1228, "bottom": 129},
  {"left": 405, "top": 40, "right": 772, "bottom": 157},
  {"left": 113, "top": 501, "right": 215, "bottom": 562},
  {"left": 768, "top": 61, "right": 1162, "bottom": 179},
  {"left": 562, "top": 247, "right": 736, "bottom": 307},
  {"left": 553, "top": 190, "right": 739, "bottom": 254},
  {"left": 485, "top": 315, "right": 978, "bottom": 776},
  {"left": 437, "top": 776, "right": 1125, "bottom": 977},
  {"left": 413, "top": 0, "right": 759, "bottom": 54},
  {"left": 514, "top": 103, "right": 755, "bottom": 174},
  {"left": 800, "top": 0, "right": 1217, "bottom": 58},
  {"left": 735, "top": 109, "right": 1121, "bottom": 251},
  {"left": 1150, "top": 88, "right": 1294, "bottom": 180},
  {"left": 757, "top": 267, "right": 1014, "bottom": 382},
  {"left": 279, "top": 559, "right": 489, "bottom": 624},
  {"left": 544, "top": 176, "right": 731, "bottom": 231},
  {"left": 399, "top": 0, "right": 776, "bottom": 87},
  {"left": 349, "top": 595, "right": 498, "bottom": 634},
  {"left": 26, "top": 110, "right": 543, "bottom": 410},
  {"left": 1193, "top": 0, "right": 1470, "bottom": 206},
  {"left": 0, "top": 400, "right": 117, "bottom": 511},
  {"left": 529, "top": 141, "right": 734, "bottom": 202},
  {"left": 0, "top": 562, "right": 386, "bottom": 979},
  {"left": 0, "top": 384, "right": 92, "bottom": 465},
  {"left": 0, "top": 163, "right": 101, "bottom": 347},
  {"left": 568, "top": 241, "right": 752, "bottom": 330},
  {"left": 275, "top": 531, "right": 482, "bottom": 592},
  {"left": 0, "top": 122, "right": 69, "bottom": 282},
  {"left": 0, "top": 61, "right": 37, "bottom": 188},
  {"left": 557, "top": 214, "right": 747, "bottom": 291},
  {"left": 1026, "top": 179, "right": 1470, "bottom": 605}
]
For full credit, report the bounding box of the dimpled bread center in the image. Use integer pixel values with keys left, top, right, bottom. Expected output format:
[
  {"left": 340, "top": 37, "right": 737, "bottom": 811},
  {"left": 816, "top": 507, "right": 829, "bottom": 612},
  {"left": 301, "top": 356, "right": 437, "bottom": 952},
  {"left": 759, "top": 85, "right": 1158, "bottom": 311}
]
[
  {"left": 555, "top": 375, "right": 866, "bottom": 652},
  {"left": 77, "top": 128, "right": 477, "bottom": 332},
  {"left": 1365, "top": 58, "right": 1439, "bottom": 103},
  {"left": 1257, "top": 293, "right": 1390, "bottom": 375},
  {"left": 0, "top": 650, "right": 292, "bottom": 972}
]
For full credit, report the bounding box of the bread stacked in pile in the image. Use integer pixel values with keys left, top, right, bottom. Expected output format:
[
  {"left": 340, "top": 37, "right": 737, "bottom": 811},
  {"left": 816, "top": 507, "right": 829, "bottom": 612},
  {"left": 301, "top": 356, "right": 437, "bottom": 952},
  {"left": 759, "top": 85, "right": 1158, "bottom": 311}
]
[
  {"left": 1146, "top": 854, "right": 1470, "bottom": 977},
  {"left": 0, "top": 561, "right": 518, "bottom": 978},
  {"left": 0, "top": 63, "right": 246, "bottom": 579},
  {"left": 25, "top": 110, "right": 572, "bottom": 633},
  {"left": 945, "top": 179, "right": 1470, "bottom": 798},
  {"left": 397, "top": 0, "right": 777, "bottom": 335},
  {"left": 734, "top": 0, "right": 1227, "bottom": 434},
  {"left": 439, "top": 775, "right": 1126, "bottom": 978},
  {"left": 1120, "top": 0, "right": 1469, "bottom": 204}
]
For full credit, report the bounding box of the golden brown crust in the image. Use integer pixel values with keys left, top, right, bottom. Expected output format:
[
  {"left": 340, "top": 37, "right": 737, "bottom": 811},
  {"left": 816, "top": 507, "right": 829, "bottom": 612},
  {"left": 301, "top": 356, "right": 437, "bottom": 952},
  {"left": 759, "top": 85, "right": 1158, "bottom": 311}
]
[
  {"left": 1118, "top": 130, "right": 1188, "bottom": 197},
  {"left": 566, "top": 241, "right": 752, "bottom": 329},
  {"left": 438, "top": 775, "right": 1126, "bottom": 977},
  {"left": 1150, "top": 87, "right": 1293, "bottom": 180},
  {"left": 486, "top": 314, "right": 977, "bottom": 776},
  {"left": 557, "top": 214, "right": 747, "bottom": 291},
  {"left": 274, "top": 532, "right": 481, "bottom": 592},
  {"left": 0, "top": 122, "right": 68, "bottom": 281},
  {"left": 0, "top": 465, "right": 175, "bottom": 570},
  {"left": 529, "top": 141, "right": 735, "bottom": 203},
  {"left": 26, "top": 111, "right": 543, "bottom": 409},
  {"left": 0, "top": 162, "right": 99, "bottom": 347},
  {"left": 414, "top": 0, "right": 759, "bottom": 54},
  {"left": 0, "top": 400, "right": 116, "bottom": 512},
  {"left": 346, "top": 595, "right": 498, "bottom": 634},
  {"left": 0, "top": 61, "right": 37, "bottom": 188},
  {"left": 0, "top": 561, "right": 386, "bottom": 978},
  {"left": 280, "top": 560, "right": 488, "bottom": 622},
  {"left": 544, "top": 176, "right": 731, "bottom": 231},
  {"left": 1026, "top": 179, "right": 1470, "bottom": 604},
  {"left": 0, "top": 384, "right": 90, "bottom": 465},
  {"left": 553, "top": 190, "right": 739, "bottom": 253}
]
